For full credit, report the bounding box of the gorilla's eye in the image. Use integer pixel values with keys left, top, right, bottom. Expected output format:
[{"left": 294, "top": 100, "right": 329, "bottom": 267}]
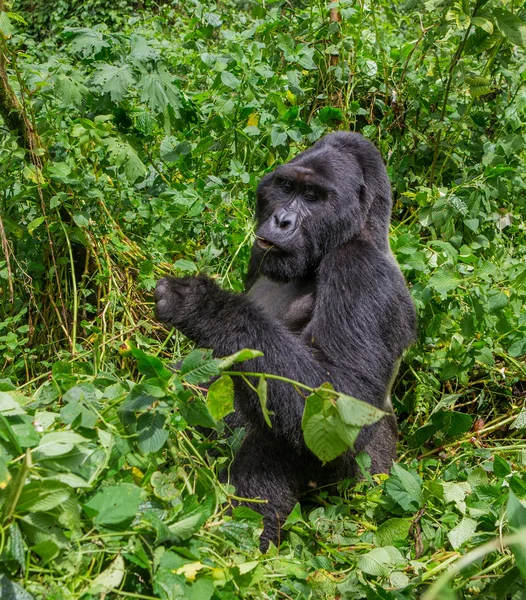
[
  {"left": 304, "top": 186, "right": 317, "bottom": 202},
  {"left": 281, "top": 180, "right": 294, "bottom": 194}
]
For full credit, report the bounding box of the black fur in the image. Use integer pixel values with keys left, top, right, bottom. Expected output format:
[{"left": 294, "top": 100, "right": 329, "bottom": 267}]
[{"left": 154, "top": 132, "right": 417, "bottom": 547}]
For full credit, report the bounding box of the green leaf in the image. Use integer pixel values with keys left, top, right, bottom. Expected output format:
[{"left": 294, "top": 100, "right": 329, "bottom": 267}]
[
  {"left": 27, "top": 217, "right": 45, "bottom": 235},
  {"left": 0, "top": 574, "right": 35, "bottom": 600},
  {"left": 160, "top": 137, "right": 192, "bottom": 162},
  {"left": 493, "top": 8, "right": 526, "bottom": 47},
  {"left": 257, "top": 376, "right": 272, "bottom": 428},
  {"left": 34, "top": 432, "right": 90, "bottom": 458},
  {"left": 83, "top": 483, "right": 143, "bottom": 528},
  {"left": 168, "top": 494, "right": 214, "bottom": 543},
  {"left": 136, "top": 412, "right": 168, "bottom": 454},
  {"left": 0, "top": 391, "right": 26, "bottom": 416},
  {"left": 448, "top": 517, "right": 477, "bottom": 549},
  {"left": 17, "top": 481, "right": 70, "bottom": 513},
  {"left": 507, "top": 491, "right": 526, "bottom": 579},
  {"left": 179, "top": 399, "right": 216, "bottom": 428},
  {"left": 385, "top": 464, "right": 423, "bottom": 511},
  {"left": 221, "top": 70, "right": 241, "bottom": 89},
  {"left": 375, "top": 518, "right": 412, "bottom": 546},
  {"left": 128, "top": 345, "right": 173, "bottom": 381},
  {"left": 104, "top": 138, "right": 147, "bottom": 183},
  {"left": 218, "top": 349, "right": 263, "bottom": 369},
  {"left": 471, "top": 16, "right": 493, "bottom": 34},
  {"left": 0, "top": 11, "right": 13, "bottom": 37},
  {"left": 180, "top": 350, "right": 221, "bottom": 385},
  {"left": 90, "top": 64, "right": 135, "bottom": 102},
  {"left": 63, "top": 27, "right": 110, "bottom": 57},
  {"left": 206, "top": 375, "right": 234, "bottom": 421},
  {"left": 428, "top": 269, "right": 462, "bottom": 296},
  {"left": 302, "top": 387, "right": 349, "bottom": 464},
  {"left": 466, "top": 76, "right": 493, "bottom": 98}
]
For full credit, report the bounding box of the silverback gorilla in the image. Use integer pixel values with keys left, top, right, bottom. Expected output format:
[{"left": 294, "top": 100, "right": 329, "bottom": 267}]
[{"left": 154, "top": 132, "right": 417, "bottom": 547}]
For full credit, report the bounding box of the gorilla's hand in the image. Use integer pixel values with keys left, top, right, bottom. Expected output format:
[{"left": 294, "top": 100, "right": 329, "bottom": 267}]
[{"left": 154, "top": 275, "right": 219, "bottom": 334}]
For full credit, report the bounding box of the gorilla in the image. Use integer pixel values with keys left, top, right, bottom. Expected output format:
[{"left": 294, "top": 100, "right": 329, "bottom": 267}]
[{"left": 154, "top": 132, "right": 417, "bottom": 547}]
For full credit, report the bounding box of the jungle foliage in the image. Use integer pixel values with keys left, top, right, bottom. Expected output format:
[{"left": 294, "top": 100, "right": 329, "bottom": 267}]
[{"left": 0, "top": 0, "right": 525, "bottom": 598}]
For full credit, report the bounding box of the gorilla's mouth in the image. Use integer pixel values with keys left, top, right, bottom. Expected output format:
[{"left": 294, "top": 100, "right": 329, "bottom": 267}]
[{"left": 256, "top": 237, "right": 278, "bottom": 251}]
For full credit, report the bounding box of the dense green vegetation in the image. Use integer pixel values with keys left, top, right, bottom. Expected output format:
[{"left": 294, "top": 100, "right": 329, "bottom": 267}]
[{"left": 0, "top": 0, "right": 525, "bottom": 598}]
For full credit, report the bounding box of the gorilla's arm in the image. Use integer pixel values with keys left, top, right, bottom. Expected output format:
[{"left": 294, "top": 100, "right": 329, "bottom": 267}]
[
  {"left": 307, "top": 239, "right": 417, "bottom": 409},
  {"left": 155, "top": 275, "right": 328, "bottom": 450}
]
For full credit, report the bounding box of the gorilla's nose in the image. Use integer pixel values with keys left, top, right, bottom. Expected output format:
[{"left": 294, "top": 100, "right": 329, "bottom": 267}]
[{"left": 272, "top": 208, "right": 297, "bottom": 233}]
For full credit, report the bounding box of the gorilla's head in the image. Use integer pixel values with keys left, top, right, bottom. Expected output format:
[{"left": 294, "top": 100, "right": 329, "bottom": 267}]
[{"left": 252, "top": 132, "right": 393, "bottom": 283}]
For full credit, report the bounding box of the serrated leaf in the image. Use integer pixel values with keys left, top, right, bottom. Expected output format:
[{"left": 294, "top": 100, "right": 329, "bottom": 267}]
[
  {"left": 17, "top": 481, "right": 70, "bottom": 513},
  {"left": 136, "top": 412, "right": 168, "bottom": 454},
  {"left": 0, "top": 11, "right": 13, "bottom": 37},
  {"left": 207, "top": 375, "right": 234, "bottom": 421},
  {"left": 179, "top": 399, "right": 216, "bottom": 428},
  {"left": 63, "top": 27, "right": 110, "bottom": 57},
  {"left": 104, "top": 138, "right": 147, "bottom": 183},
  {"left": 428, "top": 269, "right": 461, "bottom": 296},
  {"left": 448, "top": 517, "right": 477, "bottom": 549},
  {"left": 385, "top": 464, "right": 423, "bottom": 511},
  {"left": 466, "top": 75, "right": 493, "bottom": 98},
  {"left": 356, "top": 548, "right": 391, "bottom": 576},
  {"left": 83, "top": 483, "right": 143, "bottom": 527},
  {"left": 35, "top": 431, "right": 90, "bottom": 458},
  {"left": 90, "top": 64, "right": 135, "bottom": 102},
  {"left": 302, "top": 389, "right": 349, "bottom": 464},
  {"left": 0, "top": 391, "right": 26, "bottom": 416},
  {"left": 375, "top": 518, "right": 412, "bottom": 546},
  {"left": 180, "top": 350, "right": 221, "bottom": 385}
]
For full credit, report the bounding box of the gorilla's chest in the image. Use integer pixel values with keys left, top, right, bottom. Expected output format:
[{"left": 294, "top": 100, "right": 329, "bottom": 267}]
[{"left": 247, "top": 277, "right": 315, "bottom": 333}]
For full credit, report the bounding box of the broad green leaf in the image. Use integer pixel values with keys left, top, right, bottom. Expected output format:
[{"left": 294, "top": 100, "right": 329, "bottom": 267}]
[
  {"left": 356, "top": 548, "right": 391, "bottom": 576},
  {"left": 105, "top": 138, "right": 147, "bottom": 183},
  {"left": 428, "top": 270, "right": 461, "bottom": 296},
  {"left": 0, "top": 454, "right": 11, "bottom": 489},
  {"left": 375, "top": 518, "right": 412, "bottom": 546},
  {"left": 466, "top": 76, "right": 493, "bottom": 98},
  {"left": 136, "top": 412, "right": 168, "bottom": 454},
  {"left": 180, "top": 350, "right": 221, "bottom": 385},
  {"left": 206, "top": 375, "right": 234, "bottom": 421},
  {"left": 385, "top": 464, "right": 423, "bottom": 511},
  {"left": 63, "top": 27, "right": 110, "bottom": 57},
  {"left": 35, "top": 432, "right": 90, "bottom": 458},
  {"left": 0, "top": 574, "right": 35, "bottom": 600},
  {"left": 27, "top": 217, "right": 45, "bottom": 235},
  {"left": 221, "top": 70, "right": 241, "bottom": 89},
  {"left": 0, "top": 392, "right": 26, "bottom": 416},
  {"left": 84, "top": 483, "right": 143, "bottom": 527},
  {"left": 90, "top": 64, "right": 135, "bottom": 102},
  {"left": 471, "top": 16, "right": 493, "bottom": 34},
  {"left": 448, "top": 517, "right": 477, "bottom": 549},
  {"left": 302, "top": 388, "right": 349, "bottom": 464},
  {"left": 493, "top": 8, "right": 526, "bottom": 47},
  {"left": 335, "top": 393, "right": 387, "bottom": 427},
  {"left": 0, "top": 11, "right": 13, "bottom": 37},
  {"left": 160, "top": 136, "right": 192, "bottom": 162},
  {"left": 17, "top": 481, "right": 70, "bottom": 513},
  {"left": 178, "top": 399, "right": 216, "bottom": 428},
  {"left": 128, "top": 345, "right": 173, "bottom": 381},
  {"left": 168, "top": 495, "right": 214, "bottom": 543}
]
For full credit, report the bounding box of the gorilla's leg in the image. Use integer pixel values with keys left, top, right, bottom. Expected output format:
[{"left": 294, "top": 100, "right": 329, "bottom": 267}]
[{"left": 229, "top": 431, "right": 304, "bottom": 549}]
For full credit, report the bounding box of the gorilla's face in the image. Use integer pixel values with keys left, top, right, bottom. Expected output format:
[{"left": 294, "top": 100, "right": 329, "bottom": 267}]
[{"left": 252, "top": 143, "right": 366, "bottom": 282}]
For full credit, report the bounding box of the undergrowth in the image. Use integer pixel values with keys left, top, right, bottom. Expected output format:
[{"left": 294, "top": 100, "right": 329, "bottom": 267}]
[{"left": 0, "top": 0, "right": 525, "bottom": 598}]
